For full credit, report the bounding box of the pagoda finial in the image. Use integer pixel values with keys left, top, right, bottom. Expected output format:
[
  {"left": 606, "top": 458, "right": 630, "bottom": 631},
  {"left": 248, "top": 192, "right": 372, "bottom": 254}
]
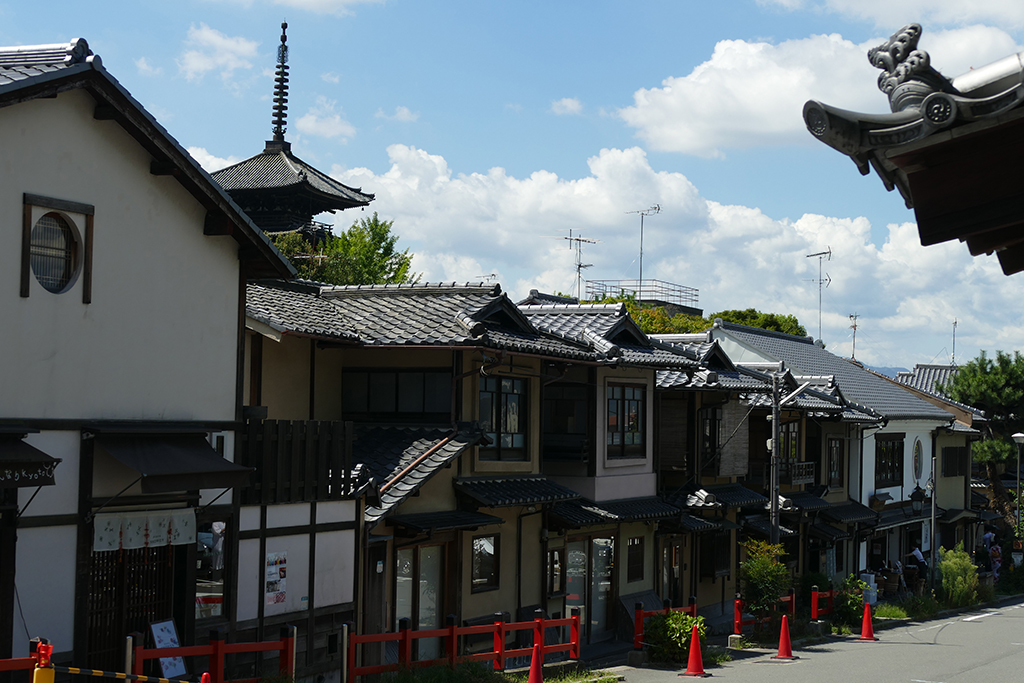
[{"left": 271, "top": 21, "right": 289, "bottom": 142}]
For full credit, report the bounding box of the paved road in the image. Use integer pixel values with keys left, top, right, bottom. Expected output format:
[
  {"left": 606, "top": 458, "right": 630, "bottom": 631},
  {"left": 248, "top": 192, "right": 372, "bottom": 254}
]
[{"left": 610, "top": 597, "right": 1024, "bottom": 683}]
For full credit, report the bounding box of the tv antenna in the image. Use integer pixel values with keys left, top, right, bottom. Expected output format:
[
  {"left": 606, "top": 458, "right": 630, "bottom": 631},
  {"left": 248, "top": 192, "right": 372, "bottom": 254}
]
[
  {"left": 544, "top": 230, "right": 599, "bottom": 300},
  {"left": 476, "top": 273, "right": 498, "bottom": 283},
  {"left": 951, "top": 318, "right": 957, "bottom": 365},
  {"left": 849, "top": 313, "right": 859, "bottom": 360},
  {"left": 625, "top": 205, "right": 661, "bottom": 317},
  {"left": 804, "top": 248, "right": 832, "bottom": 340}
]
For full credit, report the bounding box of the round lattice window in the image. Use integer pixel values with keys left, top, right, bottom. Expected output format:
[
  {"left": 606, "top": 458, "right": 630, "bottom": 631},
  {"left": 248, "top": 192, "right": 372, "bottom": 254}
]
[{"left": 29, "top": 212, "right": 78, "bottom": 293}]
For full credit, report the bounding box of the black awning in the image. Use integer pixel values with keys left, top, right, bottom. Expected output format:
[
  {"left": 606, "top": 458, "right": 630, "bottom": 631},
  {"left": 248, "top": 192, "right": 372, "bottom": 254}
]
[
  {"left": 96, "top": 434, "right": 252, "bottom": 493},
  {"left": 388, "top": 510, "right": 505, "bottom": 533},
  {"left": 0, "top": 437, "right": 61, "bottom": 488}
]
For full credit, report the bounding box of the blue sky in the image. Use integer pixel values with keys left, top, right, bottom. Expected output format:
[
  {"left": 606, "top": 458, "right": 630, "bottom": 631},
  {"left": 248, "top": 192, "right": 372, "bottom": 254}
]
[{"left": 6, "top": 0, "right": 1024, "bottom": 369}]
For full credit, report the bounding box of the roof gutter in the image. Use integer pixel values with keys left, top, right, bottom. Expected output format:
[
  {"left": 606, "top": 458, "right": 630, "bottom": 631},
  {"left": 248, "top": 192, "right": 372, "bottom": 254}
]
[{"left": 378, "top": 431, "right": 459, "bottom": 496}]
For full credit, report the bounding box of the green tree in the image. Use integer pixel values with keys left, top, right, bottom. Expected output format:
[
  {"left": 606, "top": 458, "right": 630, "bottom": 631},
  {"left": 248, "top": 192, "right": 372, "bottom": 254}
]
[
  {"left": 272, "top": 213, "right": 418, "bottom": 285},
  {"left": 588, "top": 296, "right": 807, "bottom": 338},
  {"left": 738, "top": 540, "right": 791, "bottom": 632},
  {"left": 709, "top": 309, "right": 807, "bottom": 337},
  {"left": 939, "top": 350, "right": 1024, "bottom": 527}
]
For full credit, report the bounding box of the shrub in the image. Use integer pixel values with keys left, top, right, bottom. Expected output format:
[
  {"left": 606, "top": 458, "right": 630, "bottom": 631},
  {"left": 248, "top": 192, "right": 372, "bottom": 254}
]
[
  {"left": 643, "top": 611, "right": 707, "bottom": 663},
  {"left": 739, "top": 540, "right": 792, "bottom": 628},
  {"left": 831, "top": 574, "right": 867, "bottom": 627},
  {"left": 872, "top": 603, "right": 907, "bottom": 619},
  {"left": 939, "top": 542, "right": 979, "bottom": 608},
  {"left": 901, "top": 592, "right": 940, "bottom": 620}
]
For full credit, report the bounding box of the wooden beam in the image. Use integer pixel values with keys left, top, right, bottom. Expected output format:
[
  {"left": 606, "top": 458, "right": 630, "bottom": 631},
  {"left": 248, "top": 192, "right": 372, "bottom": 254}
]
[
  {"left": 964, "top": 223, "right": 1024, "bottom": 256},
  {"left": 997, "top": 245, "right": 1024, "bottom": 275},
  {"left": 150, "top": 160, "right": 178, "bottom": 176},
  {"left": 93, "top": 104, "right": 117, "bottom": 120},
  {"left": 203, "top": 211, "right": 234, "bottom": 236}
]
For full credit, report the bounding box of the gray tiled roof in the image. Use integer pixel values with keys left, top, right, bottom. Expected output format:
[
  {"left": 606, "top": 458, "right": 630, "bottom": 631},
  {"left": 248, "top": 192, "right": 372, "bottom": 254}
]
[
  {"left": 0, "top": 40, "right": 96, "bottom": 85},
  {"left": 519, "top": 303, "right": 632, "bottom": 342},
  {"left": 550, "top": 496, "right": 679, "bottom": 528},
  {"left": 247, "top": 282, "right": 360, "bottom": 341},
  {"left": 212, "top": 148, "right": 373, "bottom": 207},
  {"left": 360, "top": 425, "right": 483, "bottom": 523},
  {"left": 717, "top": 322, "right": 952, "bottom": 421},
  {"left": 664, "top": 513, "right": 722, "bottom": 533},
  {"left": 705, "top": 483, "right": 769, "bottom": 508},
  {"left": 743, "top": 515, "right": 799, "bottom": 538},
  {"left": 454, "top": 476, "right": 581, "bottom": 508},
  {"left": 618, "top": 344, "right": 697, "bottom": 370},
  {"left": 657, "top": 368, "right": 767, "bottom": 391},
  {"left": 896, "top": 364, "right": 958, "bottom": 395},
  {"left": 809, "top": 522, "right": 850, "bottom": 542},
  {"left": 821, "top": 500, "right": 877, "bottom": 525},
  {"left": 780, "top": 491, "right": 831, "bottom": 512}
]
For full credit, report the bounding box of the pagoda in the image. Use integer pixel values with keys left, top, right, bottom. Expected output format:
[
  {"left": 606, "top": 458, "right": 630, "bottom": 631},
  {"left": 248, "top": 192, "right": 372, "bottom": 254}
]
[{"left": 213, "top": 23, "right": 373, "bottom": 238}]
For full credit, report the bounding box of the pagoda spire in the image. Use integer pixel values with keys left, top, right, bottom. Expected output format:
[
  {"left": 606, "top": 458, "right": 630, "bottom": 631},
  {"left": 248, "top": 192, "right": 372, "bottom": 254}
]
[{"left": 271, "top": 21, "right": 289, "bottom": 142}]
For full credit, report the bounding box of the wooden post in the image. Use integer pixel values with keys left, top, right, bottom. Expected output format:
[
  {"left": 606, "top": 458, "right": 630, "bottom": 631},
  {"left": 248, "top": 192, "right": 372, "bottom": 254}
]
[
  {"left": 446, "top": 615, "right": 458, "bottom": 670},
  {"left": 633, "top": 602, "right": 644, "bottom": 650},
  {"left": 209, "top": 630, "right": 226, "bottom": 683},
  {"left": 788, "top": 588, "right": 796, "bottom": 618},
  {"left": 569, "top": 607, "right": 581, "bottom": 660},
  {"left": 397, "top": 618, "right": 411, "bottom": 669},
  {"left": 688, "top": 595, "right": 697, "bottom": 616},
  {"left": 733, "top": 595, "right": 743, "bottom": 635},
  {"left": 279, "top": 626, "right": 297, "bottom": 679},
  {"left": 492, "top": 613, "right": 506, "bottom": 671},
  {"left": 342, "top": 622, "right": 353, "bottom": 683}
]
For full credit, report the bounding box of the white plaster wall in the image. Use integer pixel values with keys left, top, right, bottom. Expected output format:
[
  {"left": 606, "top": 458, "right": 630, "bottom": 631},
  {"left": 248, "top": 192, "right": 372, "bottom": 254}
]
[
  {"left": 868, "top": 422, "right": 937, "bottom": 502},
  {"left": 313, "top": 529, "right": 356, "bottom": 606},
  {"left": 264, "top": 536, "right": 310, "bottom": 616},
  {"left": 266, "top": 503, "right": 311, "bottom": 528},
  {"left": 0, "top": 89, "right": 240, "bottom": 421},
  {"left": 12, "top": 525, "right": 78, "bottom": 655},
  {"left": 238, "top": 537, "right": 262, "bottom": 622},
  {"left": 316, "top": 500, "right": 355, "bottom": 524},
  {"left": 18, "top": 431, "right": 80, "bottom": 516}
]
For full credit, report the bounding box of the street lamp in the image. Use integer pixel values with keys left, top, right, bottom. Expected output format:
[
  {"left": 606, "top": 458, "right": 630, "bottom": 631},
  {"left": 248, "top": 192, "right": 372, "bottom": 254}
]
[
  {"left": 1012, "top": 433, "right": 1024, "bottom": 532},
  {"left": 910, "top": 485, "right": 926, "bottom": 515}
]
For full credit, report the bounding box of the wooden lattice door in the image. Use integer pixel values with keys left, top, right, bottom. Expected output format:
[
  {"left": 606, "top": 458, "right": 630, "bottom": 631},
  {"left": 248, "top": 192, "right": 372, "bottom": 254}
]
[{"left": 87, "top": 546, "right": 175, "bottom": 670}]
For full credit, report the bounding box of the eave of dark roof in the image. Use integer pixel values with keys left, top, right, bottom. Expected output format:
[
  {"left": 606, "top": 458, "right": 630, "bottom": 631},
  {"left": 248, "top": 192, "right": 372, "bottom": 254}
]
[
  {"left": 0, "top": 40, "right": 293, "bottom": 279},
  {"left": 387, "top": 510, "right": 504, "bottom": 533},
  {"left": 704, "top": 483, "right": 768, "bottom": 508},
  {"left": 454, "top": 476, "right": 581, "bottom": 508},
  {"left": 809, "top": 522, "right": 850, "bottom": 542},
  {"left": 743, "top": 515, "right": 798, "bottom": 538},
  {"left": 821, "top": 500, "right": 878, "bottom": 525},
  {"left": 781, "top": 491, "right": 831, "bottom": 512},
  {"left": 659, "top": 512, "right": 721, "bottom": 534}
]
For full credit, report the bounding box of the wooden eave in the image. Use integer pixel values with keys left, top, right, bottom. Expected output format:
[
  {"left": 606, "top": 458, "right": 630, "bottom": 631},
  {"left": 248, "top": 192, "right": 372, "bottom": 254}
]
[{"left": 885, "top": 107, "right": 1024, "bottom": 275}]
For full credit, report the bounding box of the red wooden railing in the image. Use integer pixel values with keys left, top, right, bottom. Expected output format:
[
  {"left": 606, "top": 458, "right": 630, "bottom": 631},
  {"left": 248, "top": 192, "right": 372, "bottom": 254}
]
[
  {"left": 0, "top": 639, "right": 54, "bottom": 673},
  {"left": 811, "top": 584, "right": 838, "bottom": 620},
  {"left": 733, "top": 588, "right": 796, "bottom": 634},
  {"left": 346, "top": 609, "right": 580, "bottom": 681},
  {"left": 131, "top": 627, "right": 296, "bottom": 683},
  {"left": 633, "top": 597, "right": 698, "bottom": 650}
]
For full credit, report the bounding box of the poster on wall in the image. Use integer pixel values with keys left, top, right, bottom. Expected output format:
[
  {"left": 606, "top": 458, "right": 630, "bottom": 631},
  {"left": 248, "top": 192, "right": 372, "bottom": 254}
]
[
  {"left": 149, "top": 619, "right": 187, "bottom": 678},
  {"left": 265, "top": 551, "right": 287, "bottom": 605}
]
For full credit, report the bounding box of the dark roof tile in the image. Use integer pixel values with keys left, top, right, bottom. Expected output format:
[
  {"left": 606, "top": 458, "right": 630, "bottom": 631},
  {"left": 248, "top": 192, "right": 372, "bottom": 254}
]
[{"left": 454, "top": 476, "right": 580, "bottom": 508}]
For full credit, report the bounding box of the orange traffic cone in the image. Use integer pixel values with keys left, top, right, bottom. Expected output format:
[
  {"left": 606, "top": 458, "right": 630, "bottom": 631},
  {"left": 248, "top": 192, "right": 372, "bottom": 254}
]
[
  {"left": 772, "top": 615, "right": 798, "bottom": 660},
  {"left": 679, "top": 624, "right": 711, "bottom": 678},
  {"left": 528, "top": 642, "right": 543, "bottom": 683},
  {"left": 859, "top": 602, "right": 878, "bottom": 641}
]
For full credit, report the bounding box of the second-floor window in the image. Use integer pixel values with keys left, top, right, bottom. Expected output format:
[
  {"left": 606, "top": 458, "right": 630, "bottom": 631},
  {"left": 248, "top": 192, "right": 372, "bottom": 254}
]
[
  {"left": 607, "top": 383, "right": 645, "bottom": 459},
  {"left": 343, "top": 370, "right": 451, "bottom": 420},
  {"left": 543, "top": 383, "right": 589, "bottom": 461},
  {"left": 698, "top": 406, "right": 722, "bottom": 466},
  {"left": 828, "top": 437, "right": 844, "bottom": 488},
  {"left": 875, "top": 434, "right": 904, "bottom": 488},
  {"left": 480, "top": 377, "right": 527, "bottom": 461}
]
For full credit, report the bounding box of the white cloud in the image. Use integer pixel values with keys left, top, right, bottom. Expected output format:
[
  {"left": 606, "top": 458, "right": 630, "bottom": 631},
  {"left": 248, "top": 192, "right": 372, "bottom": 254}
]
[
  {"left": 321, "top": 72, "right": 340, "bottom": 84},
  {"left": 271, "top": 0, "right": 384, "bottom": 16},
  {"left": 177, "top": 23, "right": 259, "bottom": 82},
  {"left": 375, "top": 106, "right": 419, "bottom": 122},
  {"left": 331, "top": 143, "right": 1024, "bottom": 367},
  {"left": 187, "top": 146, "right": 243, "bottom": 172},
  {"left": 551, "top": 97, "right": 583, "bottom": 115},
  {"left": 758, "top": 0, "right": 1024, "bottom": 30},
  {"left": 135, "top": 57, "right": 162, "bottom": 77},
  {"left": 618, "top": 27, "right": 1020, "bottom": 158},
  {"left": 295, "top": 96, "right": 357, "bottom": 139}
]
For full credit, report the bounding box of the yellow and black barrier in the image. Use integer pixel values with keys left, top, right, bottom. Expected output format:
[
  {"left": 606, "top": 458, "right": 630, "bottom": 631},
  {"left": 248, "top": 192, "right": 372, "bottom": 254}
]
[{"left": 51, "top": 665, "right": 201, "bottom": 683}]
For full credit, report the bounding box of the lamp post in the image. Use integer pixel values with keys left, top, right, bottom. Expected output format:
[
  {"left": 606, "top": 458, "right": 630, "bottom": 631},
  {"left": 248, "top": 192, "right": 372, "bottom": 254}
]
[
  {"left": 910, "top": 485, "right": 925, "bottom": 515},
  {"left": 1012, "top": 433, "right": 1024, "bottom": 533}
]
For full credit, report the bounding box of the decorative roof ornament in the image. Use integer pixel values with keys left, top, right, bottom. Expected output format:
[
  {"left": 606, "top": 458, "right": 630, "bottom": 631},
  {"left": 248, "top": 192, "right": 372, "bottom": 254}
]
[
  {"left": 866, "top": 24, "right": 957, "bottom": 113},
  {"left": 272, "top": 22, "right": 289, "bottom": 142}
]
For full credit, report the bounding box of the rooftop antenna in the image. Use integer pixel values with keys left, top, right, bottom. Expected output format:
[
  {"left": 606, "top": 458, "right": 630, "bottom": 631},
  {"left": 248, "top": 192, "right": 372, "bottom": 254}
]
[
  {"left": 271, "top": 21, "right": 289, "bottom": 142},
  {"left": 544, "top": 230, "right": 600, "bottom": 300},
  {"left": 625, "top": 205, "right": 661, "bottom": 319},
  {"left": 804, "top": 248, "right": 832, "bottom": 340},
  {"left": 849, "top": 312, "right": 859, "bottom": 360},
  {"left": 951, "top": 318, "right": 957, "bottom": 365}
]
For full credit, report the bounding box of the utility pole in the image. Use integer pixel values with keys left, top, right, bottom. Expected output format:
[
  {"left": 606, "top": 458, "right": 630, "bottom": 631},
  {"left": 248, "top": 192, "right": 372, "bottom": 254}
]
[
  {"left": 770, "top": 373, "right": 781, "bottom": 544},
  {"left": 804, "top": 248, "right": 832, "bottom": 340},
  {"left": 626, "top": 205, "right": 661, "bottom": 319},
  {"left": 849, "top": 313, "right": 859, "bottom": 360},
  {"left": 951, "top": 318, "right": 958, "bottom": 365}
]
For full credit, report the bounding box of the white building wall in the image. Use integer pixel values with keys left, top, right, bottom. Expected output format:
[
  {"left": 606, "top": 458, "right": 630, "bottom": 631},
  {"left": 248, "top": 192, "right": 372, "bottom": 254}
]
[
  {"left": 12, "top": 525, "right": 78, "bottom": 656},
  {"left": 0, "top": 89, "right": 240, "bottom": 422}
]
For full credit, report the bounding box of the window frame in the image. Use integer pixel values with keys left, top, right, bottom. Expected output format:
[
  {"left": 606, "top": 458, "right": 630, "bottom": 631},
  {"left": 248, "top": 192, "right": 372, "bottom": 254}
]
[
  {"left": 607, "top": 382, "right": 647, "bottom": 460},
  {"left": 627, "top": 536, "right": 645, "bottom": 583},
  {"left": 546, "top": 547, "right": 566, "bottom": 597},
  {"left": 479, "top": 376, "right": 528, "bottom": 461},
  {"left": 470, "top": 533, "right": 500, "bottom": 593},
  {"left": 21, "top": 193, "right": 94, "bottom": 302},
  {"left": 827, "top": 437, "right": 844, "bottom": 488},
  {"left": 698, "top": 405, "right": 723, "bottom": 466},
  {"left": 874, "top": 434, "right": 905, "bottom": 488},
  {"left": 342, "top": 368, "right": 452, "bottom": 421},
  {"left": 942, "top": 446, "right": 969, "bottom": 477},
  {"left": 542, "top": 382, "right": 590, "bottom": 462},
  {"left": 700, "top": 530, "right": 731, "bottom": 578}
]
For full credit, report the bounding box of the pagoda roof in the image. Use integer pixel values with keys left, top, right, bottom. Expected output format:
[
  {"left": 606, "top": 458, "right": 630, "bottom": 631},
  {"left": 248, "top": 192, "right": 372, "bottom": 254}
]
[{"left": 213, "top": 141, "right": 374, "bottom": 212}]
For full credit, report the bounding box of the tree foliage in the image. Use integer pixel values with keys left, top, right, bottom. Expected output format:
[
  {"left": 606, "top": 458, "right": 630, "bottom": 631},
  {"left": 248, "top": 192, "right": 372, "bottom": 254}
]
[
  {"left": 590, "top": 296, "right": 808, "bottom": 338},
  {"left": 939, "top": 350, "right": 1024, "bottom": 525},
  {"left": 272, "top": 213, "right": 418, "bottom": 286},
  {"left": 739, "top": 540, "right": 791, "bottom": 625}
]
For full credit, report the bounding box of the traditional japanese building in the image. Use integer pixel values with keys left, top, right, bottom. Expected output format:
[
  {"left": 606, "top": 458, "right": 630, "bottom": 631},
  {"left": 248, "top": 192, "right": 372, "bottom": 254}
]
[{"left": 212, "top": 23, "right": 374, "bottom": 238}]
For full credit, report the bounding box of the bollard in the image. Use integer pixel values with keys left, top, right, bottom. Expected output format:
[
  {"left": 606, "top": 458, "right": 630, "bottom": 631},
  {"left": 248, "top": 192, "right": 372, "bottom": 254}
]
[
  {"left": 446, "top": 615, "right": 459, "bottom": 669},
  {"left": 397, "top": 618, "right": 412, "bottom": 668},
  {"left": 32, "top": 640, "right": 53, "bottom": 683},
  {"left": 569, "top": 607, "right": 581, "bottom": 660},
  {"left": 811, "top": 585, "right": 819, "bottom": 620},
  {"left": 633, "top": 602, "right": 644, "bottom": 650}
]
